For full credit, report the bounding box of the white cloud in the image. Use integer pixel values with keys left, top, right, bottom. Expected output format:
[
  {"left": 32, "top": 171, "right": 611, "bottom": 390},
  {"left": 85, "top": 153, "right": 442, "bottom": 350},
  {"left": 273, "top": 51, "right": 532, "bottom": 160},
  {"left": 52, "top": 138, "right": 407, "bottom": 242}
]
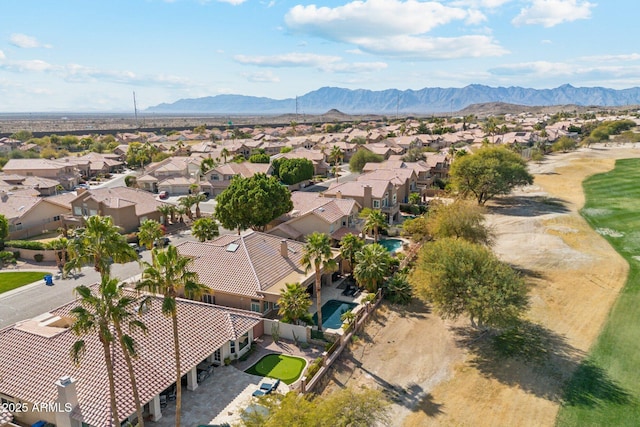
[
  {"left": 321, "top": 62, "right": 388, "bottom": 73},
  {"left": 0, "top": 59, "right": 57, "bottom": 73},
  {"left": 346, "top": 48, "right": 365, "bottom": 55},
  {"left": 243, "top": 71, "right": 280, "bottom": 83},
  {"left": 285, "top": 0, "right": 505, "bottom": 60},
  {"left": 9, "top": 33, "right": 52, "bottom": 49},
  {"left": 512, "top": 0, "right": 594, "bottom": 27},
  {"left": 234, "top": 53, "right": 342, "bottom": 67},
  {"left": 0, "top": 50, "right": 5, "bottom": 60},
  {"left": 541, "top": 39, "right": 553, "bottom": 44},
  {"left": 488, "top": 60, "right": 640, "bottom": 82},
  {"left": 451, "top": 0, "right": 513, "bottom": 7},
  {"left": 217, "top": 0, "right": 247, "bottom": 5},
  {"left": 578, "top": 53, "right": 640, "bottom": 62}
]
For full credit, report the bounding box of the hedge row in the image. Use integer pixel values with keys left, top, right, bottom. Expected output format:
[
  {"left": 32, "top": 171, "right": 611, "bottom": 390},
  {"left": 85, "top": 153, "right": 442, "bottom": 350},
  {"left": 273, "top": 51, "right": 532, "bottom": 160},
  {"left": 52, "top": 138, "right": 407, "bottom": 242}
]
[{"left": 4, "top": 240, "right": 47, "bottom": 250}]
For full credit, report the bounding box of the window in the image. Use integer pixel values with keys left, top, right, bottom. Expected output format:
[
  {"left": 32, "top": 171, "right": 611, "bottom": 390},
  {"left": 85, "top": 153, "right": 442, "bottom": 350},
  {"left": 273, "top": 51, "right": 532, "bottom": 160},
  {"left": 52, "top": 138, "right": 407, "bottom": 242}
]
[
  {"left": 74, "top": 206, "right": 82, "bottom": 216},
  {"left": 392, "top": 194, "right": 397, "bottom": 204},
  {"left": 202, "top": 294, "right": 215, "bottom": 305},
  {"left": 214, "top": 349, "right": 221, "bottom": 364},
  {"left": 89, "top": 209, "right": 98, "bottom": 216},
  {"left": 230, "top": 341, "right": 236, "bottom": 354},
  {"left": 53, "top": 215, "right": 61, "bottom": 221},
  {"left": 211, "top": 175, "right": 219, "bottom": 181},
  {"left": 251, "top": 300, "right": 261, "bottom": 312},
  {"left": 15, "top": 223, "right": 22, "bottom": 230},
  {"left": 238, "top": 332, "right": 249, "bottom": 351},
  {"left": 263, "top": 301, "right": 269, "bottom": 312},
  {"left": 373, "top": 200, "right": 380, "bottom": 208}
]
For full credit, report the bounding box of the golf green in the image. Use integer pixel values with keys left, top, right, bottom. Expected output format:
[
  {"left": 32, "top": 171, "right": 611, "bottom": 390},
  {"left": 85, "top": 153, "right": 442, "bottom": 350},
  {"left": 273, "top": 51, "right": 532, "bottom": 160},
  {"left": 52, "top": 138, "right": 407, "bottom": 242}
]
[{"left": 244, "top": 354, "right": 307, "bottom": 385}]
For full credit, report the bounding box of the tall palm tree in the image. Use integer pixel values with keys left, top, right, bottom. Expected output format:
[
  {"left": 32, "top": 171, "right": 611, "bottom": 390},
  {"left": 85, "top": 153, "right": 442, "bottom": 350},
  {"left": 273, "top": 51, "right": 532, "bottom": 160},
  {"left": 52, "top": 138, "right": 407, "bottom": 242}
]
[
  {"left": 339, "top": 233, "right": 364, "bottom": 274},
  {"left": 199, "top": 157, "right": 216, "bottom": 175},
  {"left": 361, "top": 209, "right": 388, "bottom": 242},
  {"left": 278, "top": 282, "right": 313, "bottom": 325},
  {"left": 221, "top": 147, "right": 230, "bottom": 164},
  {"left": 301, "top": 232, "right": 337, "bottom": 331},
  {"left": 46, "top": 237, "right": 69, "bottom": 276},
  {"left": 353, "top": 243, "right": 391, "bottom": 292},
  {"left": 74, "top": 276, "right": 148, "bottom": 427},
  {"left": 70, "top": 280, "right": 120, "bottom": 424},
  {"left": 329, "top": 145, "right": 343, "bottom": 166},
  {"left": 156, "top": 205, "right": 173, "bottom": 227},
  {"left": 179, "top": 196, "right": 196, "bottom": 220},
  {"left": 137, "top": 246, "right": 207, "bottom": 427},
  {"left": 192, "top": 193, "right": 207, "bottom": 218},
  {"left": 65, "top": 215, "right": 138, "bottom": 277},
  {"left": 191, "top": 217, "right": 219, "bottom": 242}
]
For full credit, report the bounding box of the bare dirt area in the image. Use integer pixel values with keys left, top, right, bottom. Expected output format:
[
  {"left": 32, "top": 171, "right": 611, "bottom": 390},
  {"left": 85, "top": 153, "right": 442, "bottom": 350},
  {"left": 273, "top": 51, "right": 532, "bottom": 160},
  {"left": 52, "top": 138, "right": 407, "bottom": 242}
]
[{"left": 322, "top": 144, "right": 640, "bottom": 427}]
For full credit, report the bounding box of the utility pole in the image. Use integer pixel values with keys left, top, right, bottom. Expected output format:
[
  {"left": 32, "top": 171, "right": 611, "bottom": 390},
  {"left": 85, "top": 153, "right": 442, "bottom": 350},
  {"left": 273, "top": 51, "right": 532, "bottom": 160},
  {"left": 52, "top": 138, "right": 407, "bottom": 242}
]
[{"left": 133, "top": 91, "right": 139, "bottom": 128}]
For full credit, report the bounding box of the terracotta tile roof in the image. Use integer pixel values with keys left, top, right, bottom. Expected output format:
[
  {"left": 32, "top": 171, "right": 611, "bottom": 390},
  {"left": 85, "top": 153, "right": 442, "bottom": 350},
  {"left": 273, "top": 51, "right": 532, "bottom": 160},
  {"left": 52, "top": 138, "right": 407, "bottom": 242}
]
[
  {"left": 0, "top": 294, "right": 261, "bottom": 427},
  {"left": 358, "top": 168, "right": 416, "bottom": 186},
  {"left": 176, "top": 231, "right": 309, "bottom": 298},
  {"left": 331, "top": 227, "right": 361, "bottom": 240},
  {"left": 289, "top": 192, "right": 357, "bottom": 221},
  {"left": 73, "top": 187, "right": 167, "bottom": 217},
  {"left": 325, "top": 180, "right": 391, "bottom": 199}
]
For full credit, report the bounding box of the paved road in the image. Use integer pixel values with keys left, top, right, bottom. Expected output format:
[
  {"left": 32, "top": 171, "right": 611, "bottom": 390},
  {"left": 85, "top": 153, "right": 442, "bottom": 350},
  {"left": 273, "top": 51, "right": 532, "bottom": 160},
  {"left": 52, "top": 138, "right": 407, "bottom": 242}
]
[{"left": 0, "top": 230, "right": 199, "bottom": 329}]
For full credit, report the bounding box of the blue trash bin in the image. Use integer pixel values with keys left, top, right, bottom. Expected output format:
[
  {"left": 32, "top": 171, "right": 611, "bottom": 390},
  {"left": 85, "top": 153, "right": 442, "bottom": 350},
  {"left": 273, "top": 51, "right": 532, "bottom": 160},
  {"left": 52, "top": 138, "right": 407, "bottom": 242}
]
[{"left": 44, "top": 275, "right": 54, "bottom": 286}]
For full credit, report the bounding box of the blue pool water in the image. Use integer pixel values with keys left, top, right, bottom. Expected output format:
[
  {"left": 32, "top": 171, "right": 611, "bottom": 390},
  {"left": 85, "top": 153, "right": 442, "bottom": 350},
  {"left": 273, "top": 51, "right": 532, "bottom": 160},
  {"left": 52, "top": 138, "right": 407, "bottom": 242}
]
[
  {"left": 379, "top": 238, "right": 404, "bottom": 252},
  {"left": 313, "top": 299, "right": 358, "bottom": 329}
]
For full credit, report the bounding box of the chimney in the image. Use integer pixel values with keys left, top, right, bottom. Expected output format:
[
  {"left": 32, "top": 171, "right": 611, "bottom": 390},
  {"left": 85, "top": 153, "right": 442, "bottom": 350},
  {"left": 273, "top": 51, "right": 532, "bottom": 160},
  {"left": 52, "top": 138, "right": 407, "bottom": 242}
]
[
  {"left": 76, "top": 187, "right": 87, "bottom": 195},
  {"left": 55, "top": 376, "right": 79, "bottom": 427},
  {"left": 280, "top": 240, "right": 288, "bottom": 258},
  {"left": 363, "top": 185, "right": 372, "bottom": 208},
  {"left": 336, "top": 190, "right": 342, "bottom": 199}
]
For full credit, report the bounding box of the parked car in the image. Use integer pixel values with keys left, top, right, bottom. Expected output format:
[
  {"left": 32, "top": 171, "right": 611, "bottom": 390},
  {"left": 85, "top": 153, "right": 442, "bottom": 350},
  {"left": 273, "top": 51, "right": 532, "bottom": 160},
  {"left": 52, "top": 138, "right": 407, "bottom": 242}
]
[
  {"left": 153, "top": 237, "right": 171, "bottom": 248},
  {"left": 129, "top": 243, "right": 142, "bottom": 254},
  {"left": 158, "top": 191, "right": 168, "bottom": 199}
]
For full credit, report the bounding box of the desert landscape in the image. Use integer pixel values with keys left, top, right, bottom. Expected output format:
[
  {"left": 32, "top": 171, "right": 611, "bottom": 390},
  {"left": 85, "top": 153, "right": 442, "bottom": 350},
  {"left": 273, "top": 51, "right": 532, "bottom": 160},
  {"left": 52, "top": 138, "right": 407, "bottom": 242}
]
[{"left": 322, "top": 143, "right": 640, "bottom": 426}]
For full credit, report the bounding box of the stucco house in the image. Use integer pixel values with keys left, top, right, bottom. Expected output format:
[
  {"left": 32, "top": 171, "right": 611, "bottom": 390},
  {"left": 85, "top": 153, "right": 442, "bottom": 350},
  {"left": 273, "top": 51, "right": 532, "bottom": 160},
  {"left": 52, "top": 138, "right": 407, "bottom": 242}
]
[
  {"left": 0, "top": 190, "right": 74, "bottom": 239},
  {"left": 323, "top": 179, "right": 401, "bottom": 224},
  {"left": 1, "top": 159, "right": 84, "bottom": 190},
  {"left": 268, "top": 191, "right": 361, "bottom": 241},
  {"left": 202, "top": 162, "right": 273, "bottom": 196},
  {"left": 0, "top": 292, "right": 262, "bottom": 427},
  {"left": 67, "top": 187, "right": 168, "bottom": 233},
  {"left": 177, "top": 231, "right": 340, "bottom": 314}
]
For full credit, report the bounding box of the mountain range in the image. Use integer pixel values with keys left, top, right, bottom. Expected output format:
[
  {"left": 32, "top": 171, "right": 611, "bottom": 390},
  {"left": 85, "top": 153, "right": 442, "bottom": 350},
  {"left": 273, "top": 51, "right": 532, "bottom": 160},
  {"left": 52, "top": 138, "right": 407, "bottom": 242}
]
[{"left": 146, "top": 84, "right": 640, "bottom": 115}]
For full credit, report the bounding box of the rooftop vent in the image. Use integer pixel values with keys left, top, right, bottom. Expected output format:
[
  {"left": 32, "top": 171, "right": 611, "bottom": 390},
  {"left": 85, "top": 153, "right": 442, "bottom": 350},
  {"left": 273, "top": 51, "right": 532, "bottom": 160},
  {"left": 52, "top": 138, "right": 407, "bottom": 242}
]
[
  {"left": 226, "top": 243, "right": 239, "bottom": 252},
  {"left": 59, "top": 376, "right": 72, "bottom": 386}
]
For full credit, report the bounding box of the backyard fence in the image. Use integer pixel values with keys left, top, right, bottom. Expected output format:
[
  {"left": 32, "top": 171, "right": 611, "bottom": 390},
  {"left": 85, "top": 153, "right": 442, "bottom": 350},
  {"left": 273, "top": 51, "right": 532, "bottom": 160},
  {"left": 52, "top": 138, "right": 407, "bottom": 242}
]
[
  {"left": 263, "top": 318, "right": 310, "bottom": 344},
  {"left": 299, "top": 288, "right": 384, "bottom": 394}
]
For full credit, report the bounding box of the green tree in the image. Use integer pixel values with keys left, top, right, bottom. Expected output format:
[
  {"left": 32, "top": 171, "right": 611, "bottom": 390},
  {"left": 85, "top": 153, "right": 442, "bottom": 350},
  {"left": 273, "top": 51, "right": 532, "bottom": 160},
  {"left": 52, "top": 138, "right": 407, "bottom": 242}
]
[
  {"left": 46, "top": 237, "right": 69, "bottom": 275},
  {"left": 156, "top": 205, "right": 173, "bottom": 227},
  {"left": 215, "top": 173, "right": 293, "bottom": 233},
  {"left": 200, "top": 157, "right": 216, "bottom": 174},
  {"left": 64, "top": 216, "right": 138, "bottom": 277},
  {"left": 137, "top": 245, "right": 207, "bottom": 427},
  {"left": 301, "top": 232, "right": 337, "bottom": 331},
  {"left": 280, "top": 146, "right": 293, "bottom": 153},
  {"left": 329, "top": 145, "right": 343, "bottom": 166},
  {"left": 179, "top": 195, "right": 196, "bottom": 220},
  {"left": 409, "top": 192, "right": 421, "bottom": 206},
  {"left": 249, "top": 152, "right": 271, "bottom": 163},
  {"left": 551, "top": 136, "right": 578, "bottom": 152},
  {"left": 241, "top": 387, "right": 389, "bottom": 427},
  {"left": 339, "top": 233, "right": 365, "bottom": 273},
  {"left": 426, "top": 200, "right": 493, "bottom": 245},
  {"left": 124, "top": 175, "right": 137, "bottom": 188},
  {"left": 450, "top": 146, "right": 533, "bottom": 205},
  {"left": 220, "top": 147, "right": 230, "bottom": 163},
  {"left": 10, "top": 130, "right": 33, "bottom": 142},
  {"left": 191, "top": 217, "right": 220, "bottom": 242},
  {"left": 272, "top": 158, "right": 314, "bottom": 185},
  {"left": 278, "top": 282, "right": 313, "bottom": 325},
  {"left": 360, "top": 208, "right": 388, "bottom": 242},
  {"left": 137, "top": 219, "right": 164, "bottom": 252},
  {"left": 353, "top": 243, "right": 391, "bottom": 292},
  {"left": 410, "top": 238, "right": 528, "bottom": 329},
  {"left": 0, "top": 214, "right": 8, "bottom": 250},
  {"left": 401, "top": 216, "right": 429, "bottom": 242},
  {"left": 192, "top": 193, "right": 207, "bottom": 218},
  {"left": 349, "top": 149, "right": 384, "bottom": 173}
]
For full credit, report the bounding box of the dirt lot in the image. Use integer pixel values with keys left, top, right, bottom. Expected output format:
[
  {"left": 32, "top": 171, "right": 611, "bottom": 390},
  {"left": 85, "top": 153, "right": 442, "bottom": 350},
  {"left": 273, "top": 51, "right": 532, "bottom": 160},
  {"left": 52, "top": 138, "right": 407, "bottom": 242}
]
[{"left": 322, "top": 144, "right": 640, "bottom": 426}]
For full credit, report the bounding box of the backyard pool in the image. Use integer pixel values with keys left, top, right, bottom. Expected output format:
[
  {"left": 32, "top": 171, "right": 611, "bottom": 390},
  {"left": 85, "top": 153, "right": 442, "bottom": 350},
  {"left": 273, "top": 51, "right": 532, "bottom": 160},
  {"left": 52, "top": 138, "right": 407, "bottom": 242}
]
[
  {"left": 379, "top": 238, "right": 404, "bottom": 253},
  {"left": 313, "top": 299, "right": 358, "bottom": 330}
]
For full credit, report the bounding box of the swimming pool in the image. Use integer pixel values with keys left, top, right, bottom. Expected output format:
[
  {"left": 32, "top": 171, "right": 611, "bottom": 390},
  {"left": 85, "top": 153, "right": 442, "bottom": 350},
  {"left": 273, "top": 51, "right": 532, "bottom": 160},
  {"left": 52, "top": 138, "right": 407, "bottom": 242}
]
[
  {"left": 313, "top": 299, "right": 358, "bottom": 330},
  {"left": 379, "top": 238, "right": 404, "bottom": 253}
]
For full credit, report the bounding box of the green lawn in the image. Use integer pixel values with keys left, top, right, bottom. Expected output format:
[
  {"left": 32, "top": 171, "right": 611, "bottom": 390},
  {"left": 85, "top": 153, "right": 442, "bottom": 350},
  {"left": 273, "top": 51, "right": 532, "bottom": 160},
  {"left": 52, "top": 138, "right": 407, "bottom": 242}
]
[
  {"left": 244, "top": 354, "right": 307, "bottom": 385},
  {"left": 556, "top": 158, "right": 640, "bottom": 426},
  {"left": 0, "top": 271, "right": 48, "bottom": 294}
]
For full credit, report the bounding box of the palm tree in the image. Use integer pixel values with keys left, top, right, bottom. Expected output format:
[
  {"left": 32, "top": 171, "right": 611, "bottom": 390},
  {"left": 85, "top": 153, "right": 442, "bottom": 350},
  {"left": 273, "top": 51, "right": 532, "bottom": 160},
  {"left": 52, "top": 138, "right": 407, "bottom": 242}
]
[
  {"left": 361, "top": 209, "right": 388, "bottom": 242},
  {"left": 156, "top": 205, "right": 173, "bottom": 227},
  {"left": 179, "top": 196, "right": 196, "bottom": 221},
  {"left": 221, "top": 147, "right": 230, "bottom": 164},
  {"left": 138, "top": 219, "right": 164, "bottom": 252},
  {"left": 137, "top": 246, "right": 207, "bottom": 427},
  {"left": 409, "top": 192, "right": 421, "bottom": 206},
  {"left": 384, "top": 273, "right": 413, "bottom": 305},
  {"left": 353, "top": 243, "right": 391, "bottom": 292},
  {"left": 70, "top": 280, "right": 120, "bottom": 423},
  {"left": 200, "top": 157, "right": 216, "bottom": 175},
  {"left": 192, "top": 193, "right": 207, "bottom": 218},
  {"left": 174, "top": 206, "right": 186, "bottom": 223},
  {"left": 46, "top": 237, "right": 69, "bottom": 276},
  {"left": 278, "top": 282, "right": 313, "bottom": 325},
  {"left": 329, "top": 145, "right": 343, "bottom": 166},
  {"left": 301, "top": 232, "right": 337, "bottom": 331},
  {"left": 339, "top": 233, "right": 364, "bottom": 274},
  {"left": 191, "top": 217, "right": 219, "bottom": 242},
  {"left": 65, "top": 215, "right": 138, "bottom": 278}
]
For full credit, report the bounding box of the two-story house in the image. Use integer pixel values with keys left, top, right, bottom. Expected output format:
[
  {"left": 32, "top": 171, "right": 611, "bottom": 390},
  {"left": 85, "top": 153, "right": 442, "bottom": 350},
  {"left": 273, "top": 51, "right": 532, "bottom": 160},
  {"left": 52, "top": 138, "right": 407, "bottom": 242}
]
[
  {"left": 323, "top": 179, "right": 400, "bottom": 224},
  {"left": 1, "top": 159, "right": 83, "bottom": 190},
  {"left": 202, "top": 162, "right": 272, "bottom": 196}
]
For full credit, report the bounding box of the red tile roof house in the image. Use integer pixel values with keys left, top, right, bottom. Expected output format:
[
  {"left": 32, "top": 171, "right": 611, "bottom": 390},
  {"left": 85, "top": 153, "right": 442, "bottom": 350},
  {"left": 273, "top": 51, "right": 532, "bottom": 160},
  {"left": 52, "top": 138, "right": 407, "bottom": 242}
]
[
  {"left": 0, "top": 189, "right": 74, "bottom": 239},
  {"left": 323, "top": 179, "right": 401, "bottom": 224},
  {"left": 268, "top": 191, "right": 361, "bottom": 242},
  {"left": 176, "top": 231, "right": 341, "bottom": 314},
  {"left": 1, "top": 159, "right": 85, "bottom": 190},
  {"left": 0, "top": 293, "right": 262, "bottom": 427},
  {"left": 202, "top": 162, "right": 273, "bottom": 197}
]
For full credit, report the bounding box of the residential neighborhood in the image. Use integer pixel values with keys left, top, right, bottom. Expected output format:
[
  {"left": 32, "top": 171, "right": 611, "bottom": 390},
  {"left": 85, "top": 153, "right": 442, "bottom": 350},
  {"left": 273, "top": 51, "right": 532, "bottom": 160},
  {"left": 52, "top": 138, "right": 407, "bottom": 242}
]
[{"left": 1, "top": 110, "right": 640, "bottom": 427}]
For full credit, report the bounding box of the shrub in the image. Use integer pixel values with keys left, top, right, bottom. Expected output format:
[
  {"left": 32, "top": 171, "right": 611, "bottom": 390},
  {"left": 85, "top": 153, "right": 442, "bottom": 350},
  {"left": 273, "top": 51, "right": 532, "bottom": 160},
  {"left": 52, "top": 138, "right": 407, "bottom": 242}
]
[
  {"left": 34, "top": 253, "right": 44, "bottom": 262},
  {"left": 5, "top": 240, "right": 47, "bottom": 250},
  {"left": 12, "top": 251, "right": 20, "bottom": 260},
  {"left": 0, "top": 251, "right": 16, "bottom": 265},
  {"left": 305, "top": 357, "right": 324, "bottom": 380}
]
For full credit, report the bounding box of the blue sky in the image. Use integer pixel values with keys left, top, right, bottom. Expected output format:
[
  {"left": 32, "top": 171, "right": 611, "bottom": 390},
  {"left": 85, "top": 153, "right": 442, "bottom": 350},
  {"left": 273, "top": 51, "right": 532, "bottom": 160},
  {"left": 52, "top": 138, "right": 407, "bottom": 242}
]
[{"left": 0, "top": 0, "right": 637, "bottom": 112}]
